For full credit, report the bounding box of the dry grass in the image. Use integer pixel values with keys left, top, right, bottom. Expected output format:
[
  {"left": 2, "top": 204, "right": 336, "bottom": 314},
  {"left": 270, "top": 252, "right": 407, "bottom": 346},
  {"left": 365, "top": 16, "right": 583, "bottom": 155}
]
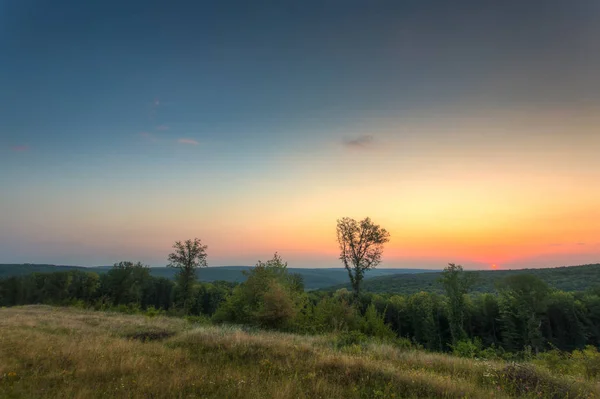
[{"left": 0, "top": 306, "right": 598, "bottom": 398}]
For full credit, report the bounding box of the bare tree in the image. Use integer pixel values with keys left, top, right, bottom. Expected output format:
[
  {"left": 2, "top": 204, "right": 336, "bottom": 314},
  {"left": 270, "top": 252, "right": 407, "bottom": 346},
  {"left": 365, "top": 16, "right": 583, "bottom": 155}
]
[
  {"left": 336, "top": 217, "right": 390, "bottom": 297},
  {"left": 167, "top": 238, "right": 208, "bottom": 311}
]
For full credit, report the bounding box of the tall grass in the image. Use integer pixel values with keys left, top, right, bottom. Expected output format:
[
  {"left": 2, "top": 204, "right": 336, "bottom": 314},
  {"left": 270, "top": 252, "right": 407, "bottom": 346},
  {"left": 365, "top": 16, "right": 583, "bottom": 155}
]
[{"left": 0, "top": 306, "right": 598, "bottom": 398}]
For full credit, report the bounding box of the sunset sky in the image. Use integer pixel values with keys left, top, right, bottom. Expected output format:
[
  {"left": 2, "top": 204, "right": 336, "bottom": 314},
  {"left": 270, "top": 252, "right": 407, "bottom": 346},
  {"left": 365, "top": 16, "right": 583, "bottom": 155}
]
[{"left": 1, "top": 1, "right": 600, "bottom": 269}]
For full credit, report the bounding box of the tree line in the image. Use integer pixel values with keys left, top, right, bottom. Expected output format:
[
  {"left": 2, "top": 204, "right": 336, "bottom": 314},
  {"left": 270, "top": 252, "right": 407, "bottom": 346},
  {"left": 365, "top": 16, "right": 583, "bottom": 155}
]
[{"left": 1, "top": 217, "right": 599, "bottom": 358}]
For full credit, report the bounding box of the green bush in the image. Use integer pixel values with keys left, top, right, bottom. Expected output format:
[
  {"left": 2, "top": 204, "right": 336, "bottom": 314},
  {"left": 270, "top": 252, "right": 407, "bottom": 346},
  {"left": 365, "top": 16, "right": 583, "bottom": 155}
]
[
  {"left": 360, "top": 304, "right": 396, "bottom": 341},
  {"left": 336, "top": 330, "right": 368, "bottom": 348},
  {"left": 145, "top": 306, "right": 165, "bottom": 318},
  {"left": 451, "top": 338, "right": 482, "bottom": 358},
  {"left": 573, "top": 345, "right": 600, "bottom": 378}
]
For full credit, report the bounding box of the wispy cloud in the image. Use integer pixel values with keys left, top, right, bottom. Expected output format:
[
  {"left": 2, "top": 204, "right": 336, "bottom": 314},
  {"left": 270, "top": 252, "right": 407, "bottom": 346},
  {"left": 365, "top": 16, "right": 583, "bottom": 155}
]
[
  {"left": 11, "top": 145, "right": 29, "bottom": 152},
  {"left": 177, "top": 138, "right": 199, "bottom": 145},
  {"left": 343, "top": 135, "right": 374, "bottom": 149},
  {"left": 576, "top": 242, "right": 586, "bottom": 246},
  {"left": 156, "top": 125, "right": 169, "bottom": 131},
  {"left": 548, "top": 243, "right": 563, "bottom": 247},
  {"left": 139, "top": 132, "right": 157, "bottom": 142}
]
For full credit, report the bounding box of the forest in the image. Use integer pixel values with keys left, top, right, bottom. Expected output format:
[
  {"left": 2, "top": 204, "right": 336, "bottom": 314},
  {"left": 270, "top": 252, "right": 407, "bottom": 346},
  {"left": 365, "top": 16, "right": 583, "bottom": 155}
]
[
  {"left": 325, "top": 263, "right": 600, "bottom": 294},
  {"left": 2, "top": 254, "right": 600, "bottom": 359}
]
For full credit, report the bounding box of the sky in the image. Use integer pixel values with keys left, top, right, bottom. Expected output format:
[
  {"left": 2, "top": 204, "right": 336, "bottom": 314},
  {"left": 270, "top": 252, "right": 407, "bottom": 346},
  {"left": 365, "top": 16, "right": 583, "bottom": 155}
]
[{"left": 1, "top": 0, "right": 600, "bottom": 269}]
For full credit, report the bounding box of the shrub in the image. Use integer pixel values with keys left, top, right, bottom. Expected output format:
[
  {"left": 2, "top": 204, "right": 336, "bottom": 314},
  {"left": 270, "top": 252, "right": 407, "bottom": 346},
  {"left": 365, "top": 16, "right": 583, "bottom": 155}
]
[
  {"left": 256, "top": 280, "right": 297, "bottom": 329},
  {"left": 451, "top": 338, "right": 482, "bottom": 358},
  {"left": 336, "top": 330, "right": 368, "bottom": 348},
  {"left": 145, "top": 305, "right": 165, "bottom": 318},
  {"left": 572, "top": 345, "right": 600, "bottom": 378},
  {"left": 310, "top": 296, "right": 360, "bottom": 333},
  {"left": 360, "top": 304, "right": 396, "bottom": 341}
]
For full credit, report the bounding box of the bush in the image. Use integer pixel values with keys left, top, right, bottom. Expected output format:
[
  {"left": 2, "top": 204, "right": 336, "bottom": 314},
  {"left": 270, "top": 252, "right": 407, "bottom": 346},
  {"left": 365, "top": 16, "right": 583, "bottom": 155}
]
[
  {"left": 360, "top": 304, "right": 396, "bottom": 341},
  {"left": 534, "top": 349, "right": 570, "bottom": 374},
  {"left": 310, "top": 296, "right": 360, "bottom": 333},
  {"left": 255, "top": 280, "right": 297, "bottom": 329},
  {"left": 145, "top": 306, "right": 165, "bottom": 318},
  {"left": 451, "top": 338, "right": 482, "bottom": 358},
  {"left": 336, "top": 330, "right": 368, "bottom": 348},
  {"left": 572, "top": 345, "right": 600, "bottom": 378},
  {"left": 393, "top": 337, "right": 415, "bottom": 350}
]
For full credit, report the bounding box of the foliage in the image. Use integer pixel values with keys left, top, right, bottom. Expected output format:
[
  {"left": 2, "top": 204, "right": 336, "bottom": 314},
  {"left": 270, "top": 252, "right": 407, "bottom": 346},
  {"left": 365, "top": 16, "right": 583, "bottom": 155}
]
[
  {"left": 498, "top": 275, "right": 550, "bottom": 353},
  {"left": 2, "top": 263, "right": 600, "bottom": 358},
  {"left": 213, "top": 253, "right": 306, "bottom": 329},
  {"left": 326, "top": 263, "right": 600, "bottom": 294},
  {"left": 439, "top": 263, "right": 476, "bottom": 343},
  {"left": 336, "top": 217, "right": 390, "bottom": 297},
  {"left": 0, "top": 263, "right": 433, "bottom": 290},
  {"left": 167, "top": 238, "right": 208, "bottom": 311}
]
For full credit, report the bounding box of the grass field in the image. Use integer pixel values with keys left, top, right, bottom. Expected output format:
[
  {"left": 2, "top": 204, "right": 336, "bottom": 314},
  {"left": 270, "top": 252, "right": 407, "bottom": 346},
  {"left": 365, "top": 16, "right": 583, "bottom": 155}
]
[{"left": 0, "top": 306, "right": 598, "bottom": 398}]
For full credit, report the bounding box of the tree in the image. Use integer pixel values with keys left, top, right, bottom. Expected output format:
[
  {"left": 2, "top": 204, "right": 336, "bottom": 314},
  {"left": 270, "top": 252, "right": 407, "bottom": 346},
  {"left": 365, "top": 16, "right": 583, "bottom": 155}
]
[
  {"left": 167, "top": 238, "right": 208, "bottom": 311},
  {"left": 213, "top": 253, "right": 306, "bottom": 329},
  {"left": 498, "top": 274, "right": 550, "bottom": 353},
  {"left": 102, "top": 261, "right": 152, "bottom": 306},
  {"left": 439, "top": 263, "right": 477, "bottom": 344},
  {"left": 336, "top": 217, "right": 390, "bottom": 297}
]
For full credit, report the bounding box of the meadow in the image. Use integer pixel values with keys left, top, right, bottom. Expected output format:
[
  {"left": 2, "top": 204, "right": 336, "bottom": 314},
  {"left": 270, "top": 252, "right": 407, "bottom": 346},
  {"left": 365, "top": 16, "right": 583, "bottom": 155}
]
[{"left": 0, "top": 306, "right": 599, "bottom": 399}]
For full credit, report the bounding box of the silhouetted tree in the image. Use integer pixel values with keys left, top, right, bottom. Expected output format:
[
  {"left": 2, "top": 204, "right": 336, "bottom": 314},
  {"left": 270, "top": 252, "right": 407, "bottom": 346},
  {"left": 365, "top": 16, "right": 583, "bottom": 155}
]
[
  {"left": 336, "top": 217, "right": 390, "bottom": 297},
  {"left": 167, "top": 238, "right": 208, "bottom": 311}
]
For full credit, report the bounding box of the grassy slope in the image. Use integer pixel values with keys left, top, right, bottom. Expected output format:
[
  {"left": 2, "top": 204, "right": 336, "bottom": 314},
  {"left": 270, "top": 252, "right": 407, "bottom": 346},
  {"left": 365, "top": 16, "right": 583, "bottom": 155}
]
[
  {"left": 324, "top": 264, "right": 600, "bottom": 294},
  {"left": 0, "top": 264, "right": 436, "bottom": 290},
  {"left": 1, "top": 306, "right": 598, "bottom": 398}
]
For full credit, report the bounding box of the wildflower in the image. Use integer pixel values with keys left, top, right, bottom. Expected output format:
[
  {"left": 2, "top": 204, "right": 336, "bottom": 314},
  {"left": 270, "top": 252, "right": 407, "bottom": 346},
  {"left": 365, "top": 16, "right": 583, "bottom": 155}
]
[{"left": 7, "top": 372, "right": 17, "bottom": 378}]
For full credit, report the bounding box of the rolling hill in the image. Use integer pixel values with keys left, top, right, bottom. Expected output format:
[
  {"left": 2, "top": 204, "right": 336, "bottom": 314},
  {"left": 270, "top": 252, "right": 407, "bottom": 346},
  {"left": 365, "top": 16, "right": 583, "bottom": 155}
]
[
  {"left": 1, "top": 306, "right": 597, "bottom": 398},
  {"left": 323, "top": 263, "right": 600, "bottom": 294},
  {"left": 0, "top": 264, "right": 437, "bottom": 290}
]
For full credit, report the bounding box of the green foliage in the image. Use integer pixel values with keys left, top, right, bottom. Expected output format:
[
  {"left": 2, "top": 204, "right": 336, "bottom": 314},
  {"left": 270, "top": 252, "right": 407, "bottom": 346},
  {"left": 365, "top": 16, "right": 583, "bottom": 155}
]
[
  {"left": 450, "top": 338, "right": 482, "bottom": 358},
  {"left": 0, "top": 263, "right": 432, "bottom": 290},
  {"left": 335, "top": 330, "right": 368, "bottom": 348},
  {"left": 439, "top": 263, "right": 476, "bottom": 343},
  {"left": 167, "top": 238, "right": 208, "bottom": 311},
  {"left": 327, "top": 263, "right": 600, "bottom": 294},
  {"left": 304, "top": 295, "right": 360, "bottom": 333},
  {"left": 145, "top": 305, "right": 166, "bottom": 318},
  {"left": 213, "top": 253, "right": 306, "bottom": 329},
  {"left": 2, "top": 262, "right": 600, "bottom": 360},
  {"left": 498, "top": 274, "right": 550, "bottom": 353},
  {"left": 336, "top": 217, "right": 390, "bottom": 297},
  {"left": 360, "top": 304, "right": 396, "bottom": 341}
]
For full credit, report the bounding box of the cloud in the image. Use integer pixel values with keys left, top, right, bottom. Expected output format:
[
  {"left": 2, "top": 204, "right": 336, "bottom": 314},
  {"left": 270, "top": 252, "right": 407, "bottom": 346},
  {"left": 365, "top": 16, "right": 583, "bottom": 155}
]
[
  {"left": 576, "top": 242, "right": 586, "bottom": 246},
  {"left": 177, "top": 138, "right": 199, "bottom": 145},
  {"left": 548, "top": 243, "right": 563, "bottom": 247},
  {"left": 343, "top": 135, "right": 374, "bottom": 149},
  {"left": 138, "top": 132, "right": 158, "bottom": 142},
  {"left": 11, "top": 145, "right": 29, "bottom": 152},
  {"left": 156, "top": 125, "right": 169, "bottom": 131}
]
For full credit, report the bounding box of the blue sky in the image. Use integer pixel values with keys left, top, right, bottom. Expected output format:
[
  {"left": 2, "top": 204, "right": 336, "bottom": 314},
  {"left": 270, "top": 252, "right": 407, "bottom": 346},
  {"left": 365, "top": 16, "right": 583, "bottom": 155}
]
[{"left": 1, "top": 0, "right": 600, "bottom": 268}]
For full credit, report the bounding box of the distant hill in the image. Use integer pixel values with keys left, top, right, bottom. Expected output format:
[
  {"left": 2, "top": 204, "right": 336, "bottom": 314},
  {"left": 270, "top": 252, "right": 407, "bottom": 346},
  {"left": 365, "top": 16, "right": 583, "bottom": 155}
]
[
  {"left": 322, "top": 263, "right": 600, "bottom": 294},
  {"left": 0, "top": 264, "right": 437, "bottom": 290}
]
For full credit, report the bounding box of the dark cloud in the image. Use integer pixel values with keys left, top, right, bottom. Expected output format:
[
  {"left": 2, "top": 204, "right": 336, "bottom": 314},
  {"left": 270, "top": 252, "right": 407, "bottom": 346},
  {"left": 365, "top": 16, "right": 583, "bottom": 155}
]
[{"left": 343, "top": 135, "right": 374, "bottom": 149}]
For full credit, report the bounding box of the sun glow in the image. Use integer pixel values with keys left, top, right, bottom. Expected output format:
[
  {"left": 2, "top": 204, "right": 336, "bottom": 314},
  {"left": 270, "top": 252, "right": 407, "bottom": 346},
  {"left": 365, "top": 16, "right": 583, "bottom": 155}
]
[{"left": 491, "top": 264, "right": 498, "bottom": 270}]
